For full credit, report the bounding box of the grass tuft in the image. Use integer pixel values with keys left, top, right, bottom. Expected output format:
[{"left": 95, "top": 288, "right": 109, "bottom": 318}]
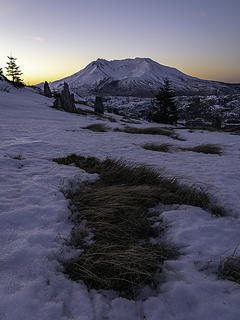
[
  {"left": 114, "top": 126, "right": 185, "bottom": 140},
  {"left": 180, "top": 144, "right": 222, "bottom": 155},
  {"left": 142, "top": 143, "right": 173, "bottom": 153},
  {"left": 65, "top": 243, "right": 176, "bottom": 298},
  {"left": 218, "top": 256, "right": 240, "bottom": 284},
  {"left": 121, "top": 119, "right": 141, "bottom": 124},
  {"left": 224, "top": 126, "right": 240, "bottom": 135},
  {"left": 54, "top": 155, "right": 225, "bottom": 215},
  {"left": 54, "top": 155, "right": 161, "bottom": 186},
  {"left": 176, "top": 126, "right": 220, "bottom": 132},
  {"left": 106, "top": 116, "right": 117, "bottom": 123},
  {"left": 82, "top": 123, "right": 110, "bottom": 132},
  {"left": 53, "top": 154, "right": 101, "bottom": 173},
  {"left": 54, "top": 155, "right": 226, "bottom": 298}
]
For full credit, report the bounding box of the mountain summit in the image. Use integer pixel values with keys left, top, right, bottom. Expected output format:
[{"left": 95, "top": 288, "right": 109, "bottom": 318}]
[{"left": 48, "top": 58, "right": 240, "bottom": 97}]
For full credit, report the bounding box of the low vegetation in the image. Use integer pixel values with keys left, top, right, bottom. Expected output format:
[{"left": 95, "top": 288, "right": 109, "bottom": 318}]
[
  {"left": 176, "top": 126, "right": 240, "bottom": 135},
  {"left": 53, "top": 155, "right": 226, "bottom": 298},
  {"left": 224, "top": 126, "right": 240, "bottom": 135},
  {"left": 142, "top": 143, "right": 174, "bottom": 153},
  {"left": 82, "top": 123, "right": 110, "bottom": 132},
  {"left": 65, "top": 243, "right": 175, "bottom": 296},
  {"left": 121, "top": 119, "right": 141, "bottom": 124},
  {"left": 142, "top": 143, "right": 222, "bottom": 155},
  {"left": 176, "top": 126, "right": 219, "bottom": 132},
  {"left": 180, "top": 144, "right": 222, "bottom": 155},
  {"left": 106, "top": 116, "right": 117, "bottom": 123},
  {"left": 114, "top": 126, "right": 184, "bottom": 140},
  {"left": 218, "top": 256, "right": 240, "bottom": 284}
]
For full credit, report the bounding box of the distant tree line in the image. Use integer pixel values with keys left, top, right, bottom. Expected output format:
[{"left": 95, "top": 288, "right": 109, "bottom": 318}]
[{"left": 0, "top": 56, "right": 24, "bottom": 87}]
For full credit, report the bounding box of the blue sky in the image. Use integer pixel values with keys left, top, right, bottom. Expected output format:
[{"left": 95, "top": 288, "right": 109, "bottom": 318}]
[{"left": 0, "top": 0, "right": 239, "bottom": 84}]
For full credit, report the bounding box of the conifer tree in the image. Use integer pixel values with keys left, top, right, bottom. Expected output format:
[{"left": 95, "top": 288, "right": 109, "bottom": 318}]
[
  {"left": 152, "top": 79, "right": 178, "bottom": 124},
  {"left": 5, "top": 56, "right": 24, "bottom": 87}
]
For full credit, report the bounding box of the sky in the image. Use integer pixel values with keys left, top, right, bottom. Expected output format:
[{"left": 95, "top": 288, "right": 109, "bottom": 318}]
[{"left": 0, "top": 0, "right": 240, "bottom": 85}]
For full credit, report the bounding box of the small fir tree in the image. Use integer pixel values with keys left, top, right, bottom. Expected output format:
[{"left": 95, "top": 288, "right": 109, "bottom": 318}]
[
  {"left": 152, "top": 79, "right": 178, "bottom": 124},
  {"left": 5, "top": 56, "right": 24, "bottom": 87}
]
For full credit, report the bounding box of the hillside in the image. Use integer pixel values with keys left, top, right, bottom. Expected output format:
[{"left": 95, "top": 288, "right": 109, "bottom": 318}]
[{"left": 1, "top": 87, "right": 240, "bottom": 319}]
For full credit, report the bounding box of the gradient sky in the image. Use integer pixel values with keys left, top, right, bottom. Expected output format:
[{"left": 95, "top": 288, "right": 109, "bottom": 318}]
[{"left": 0, "top": 0, "right": 240, "bottom": 85}]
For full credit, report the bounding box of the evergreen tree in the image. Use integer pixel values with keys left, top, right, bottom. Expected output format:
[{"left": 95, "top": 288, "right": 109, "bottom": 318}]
[
  {"left": 5, "top": 56, "right": 24, "bottom": 87},
  {"left": 0, "top": 67, "right": 3, "bottom": 75},
  {"left": 152, "top": 79, "right": 178, "bottom": 124}
]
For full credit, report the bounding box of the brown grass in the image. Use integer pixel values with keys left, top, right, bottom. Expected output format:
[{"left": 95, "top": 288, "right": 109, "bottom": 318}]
[
  {"left": 224, "top": 126, "right": 240, "bottom": 135},
  {"left": 180, "top": 144, "right": 222, "bottom": 155},
  {"left": 218, "top": 256, "right": 240, "bottom": 284},
  {"left": 142, "top": 143, "right": 174, "bottom": 153},
  {"left": 176, "top": 126, "right": 219, "bottom": 132},
  {"left": 53, "top": 155, "right": 224, "bottom": 215},
  {"left": 65, "top": 243, "right": 176, "bottom": 297},
  {"left": 53, "top": 155, "right": 226, "bottom": 298},
  {"left": 121, "top": 119, "right": 141, "bottom": 124},
  {"left": 82, "top": 123, "right": 110, "bottom": 132},
  {"left": 114, "top": 126, "right": 185, "bottom": 140}
]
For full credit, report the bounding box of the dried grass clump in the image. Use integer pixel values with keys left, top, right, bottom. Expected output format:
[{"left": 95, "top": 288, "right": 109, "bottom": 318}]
[
  {"left": 72, "top": 185, "right": 161, "bottom": 244},
  {"left": 142, "top": 143, "right": 173, "bottom": 153},
  {"left": 54, "top": 156, "right": 161, "bottom": 186},
  {"left": 82, "top": 123, "right": 110, "bottom": 132},
  {"left": 53, "top": 154, "right": 101, "bottom": 173},
  {"left": 114, "top": 126, "right": 184, "bottom": 140},
  {"left": 54, "top": 155, "right": 225, "bottom": 215},
  {"left": 177, "top": 126, "right": 219, "bottom": 132},
  {"left": 65, "top": 243, "right": 177, "bottom": 298},
  {"left": 53, "top": 155, "right": 226, "bottom": 298},
  {"left": 218, "top": 256, "right": 240, "bottom": 284},
  {"left": 180, "top": 144, "right": 222, "bottom": 155},
  {"left": 224, "top": 126, "right": 240, "bottom": 135},
  {"left": 121, "top": 119, "right": 141, "bottom": 124},
  {"left": 106, "top": 116, "right": 117, "bottom": 123}
]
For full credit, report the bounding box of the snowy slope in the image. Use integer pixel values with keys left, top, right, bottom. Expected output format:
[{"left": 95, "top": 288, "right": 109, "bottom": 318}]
[
  {"left": 0, "top": 74, "right": 14, "bottom": 93},
  {"left": 1, "top": 88, "right": 240, "bottom": 319},
  {"left": 45, "top": 58, "right": 240, "bottom": 97}
]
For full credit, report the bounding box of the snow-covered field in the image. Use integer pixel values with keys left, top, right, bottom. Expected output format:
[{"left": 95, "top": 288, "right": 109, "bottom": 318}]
[{"left": 0, "top": 87, "right": 240, "bottom": 320}]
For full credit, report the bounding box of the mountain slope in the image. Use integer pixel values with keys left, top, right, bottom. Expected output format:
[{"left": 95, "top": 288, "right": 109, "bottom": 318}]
[
  {"left": 48, "top": 58, "right": 240, "bottom": 97},
  {"left": 0, "top": 74, "right": 15, "bottom": 92},
  {"left": 1, "top": 88, "right": 240, "bottom": 319}
]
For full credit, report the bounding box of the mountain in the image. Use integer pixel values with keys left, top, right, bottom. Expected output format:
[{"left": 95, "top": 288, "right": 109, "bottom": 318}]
[{"left": 46, "top": 58, "right": 240, "bottom": 97}]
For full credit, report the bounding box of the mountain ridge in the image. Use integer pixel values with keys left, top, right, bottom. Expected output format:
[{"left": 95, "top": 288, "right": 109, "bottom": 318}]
[{"left": 41, "top": 58, "right": 240, "bottom": 97}]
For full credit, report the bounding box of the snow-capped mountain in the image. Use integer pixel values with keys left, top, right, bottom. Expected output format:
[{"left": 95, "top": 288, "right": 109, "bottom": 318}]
[{"left": 46, "top": 58, "right": 240, "bottom": 97}]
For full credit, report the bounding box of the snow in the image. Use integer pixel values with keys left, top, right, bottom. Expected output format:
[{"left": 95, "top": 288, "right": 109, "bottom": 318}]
[
  {"left": 0, "top": 76, "right": 14, "bottom": 93},
  {"left": 51, "top": 57, "right": 191, "bottom": 88},
  {"left": 41, "top": 58, "right": 239, "bottom": 97},
  {"left": 1, "top": 87, "right": 240, "bottom": 319}
]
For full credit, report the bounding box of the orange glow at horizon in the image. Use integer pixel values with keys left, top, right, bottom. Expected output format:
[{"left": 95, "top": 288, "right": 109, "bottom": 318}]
[{"left": 22, "top": 61, "right": 240, "bottom": 86}]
